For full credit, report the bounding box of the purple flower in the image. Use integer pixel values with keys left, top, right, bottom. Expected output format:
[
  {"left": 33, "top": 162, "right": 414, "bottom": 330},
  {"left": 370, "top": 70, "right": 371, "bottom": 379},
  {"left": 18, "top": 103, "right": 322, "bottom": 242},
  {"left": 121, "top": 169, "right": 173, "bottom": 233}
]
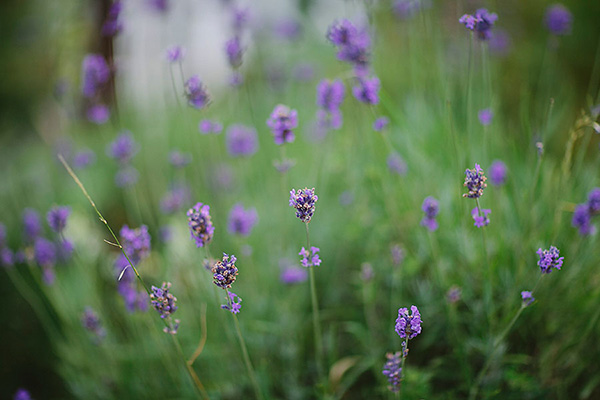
[
  {"left": 228, "top": 203, "right": 258, "bottom": 236},
  {"left": 393, "top": 0, "right": 425, "bottom": 19},
  {"left": 463, "top": 163, "right": 487, "bottom": 198},
  {"left": 86, "top": 104, "right": 110, "bottom": 124},
  {"left": 187, "top": 202, "right": 214, "bottom": 248},
  {"left": 184, "top": 75, "right": 210, "bottom": 109},
  {"left": 316, "top": 109, "right": 343, "bottom": 131},
  {"left": 199, "top": 119, "right": 223, "bottom": 135},
  {"left": 489, "top": 160, "right": 507, "bottom": 186},
  {"left": 47, "top": 206, "right": 71, "bottom": 233},
  {"left": 146, "top": 0, "right": 169, "bottom": 13},
  {"left": 395, "top": 305, "right": 422, "bottom": 339},
  {"left": 212, "top": 253, "right": 238, "bottom": 289},
  {"left": 225, "top": 37, "right": 243, "bottom": 69},
  {"left": 230, "top": 71, "right": 244, "bottom": 87},
  {"left": 332, "top": 24, "right": 371, "bottom": 66},
  {"left": 267, "top": 104, "right": 298, "bottom": 145},
  {"left": 274, "top": 158, "right": 296, "bottom": 174},
  {"left": 221, "top": 291, "right": 242, "bottom": 314},
  {"left": 459, "top": 9, "right": 498, "bottom": 40},
  {"left": 489, "top": 29, "right": 511, "bottom": 56},
  {"left": 115, "top": 167, "right": 139, "bottom": 188},
  {"left": 293, "top": 63, "right": 315, "bottom": 82},
  {"left": 391, "top": 244, "right": 405, "bottom": 266},
  {"left": 289, "top": 188, "right": 318, "bottom": 223},
  {"left": 382, "top": 352, "right": 402, "bottom": 393},
  {"left": 150, "top": 282, "right": 178, "bottom": 318},
  {"left": 13, "top": 389, "right": 32, "bottom": 400},
  {"left": 169, "top": 150, "right": 192, "bottom": 168},
  {"left": 23, "top": 209, "right": 42, "bottom": 241},
  {"left": 1, "top": 248, "right": 14, "bottom": 268},
  {"left": 373, "top": 116, "right": 389, "bottom": 132},
  {"left": 73, "top": 149, "right": 96, "bottom": 169},
  {"left": 34, "top": 238, "right": 56, "bottom": 267},
  {"left": 226, "top": 124, "right": 259, "bottom": 156},
  {"left": 327, "top": 19, "right": 358, "bottom": 47},
  {"left": 274, "top": 18, "right": 302, "bottom": 41},
  {"left": 160, "top": 184, "right": 191, "bottom": 214},
  {"left": 166, "top": 45, "right": 185, "bottom": 63},
  {"left": 587, "top": 188, "right": 600, "bottom": 214},
  {"left": 231, "top": 6, "right": 250, "bottom": 34},
  {"left": 316, "top": 79, "right": 345, "bottom": 112},
  {"left": 478, "top": 108, "right": 493, "bottom": 126},
  {"left": 57, "top": 239, "right": 74, "bottom": 263},
  {"left": 387, "top": 153, "right": 408, "bottom": 176},
  {"left": 280, "top": 266, "right": 308, "bottom": 284},
  {"left": 545, "top": 4, "right": 572, "bottom": 36},
  {"left": 447, "top": 286, "right": 462, "bottom": 304},
  {"left": 299, "top": 246, "right": 321, "bottom": 268},
  {"left": 536, "top": 246, "right": 564, "bottom": 274},
  {"left": 102, "top": 1, "right": 123, "bottom": 36},
  {"left": 120, "top": 224, "right": 151, "bottom": 265},
  {"left": 521, "top": 291, "right": 535, "bottom": 306},
  {"left": 352, "top": 76, "right": 380, "bottom": 105},
  {"left": 81, "top": 54, "right": 110, "bottom": 98},
  {"left": 471, "top": 207, "right": 491, "bottom": 228},
  {"left": 421, "top": 196, "right": 439, "bottom": 231},
  {"left": 107, "top": 132, "right": 139, "bottom": 164},
  {"left": 81, "top": 306, "right": 106, "bottom": 342},
  {"left": 572, "top": 204, "right": 593, "bottom": 236}
]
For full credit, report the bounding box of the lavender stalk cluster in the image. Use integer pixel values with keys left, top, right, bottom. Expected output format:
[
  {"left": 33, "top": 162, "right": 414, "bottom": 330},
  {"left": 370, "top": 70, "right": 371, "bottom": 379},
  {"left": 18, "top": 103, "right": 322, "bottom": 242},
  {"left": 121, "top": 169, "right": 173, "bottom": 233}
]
[
  {"left": 184, "top": 75, "right": 210, "bottom": 110},
  {"left": 521, "top": 291, "right": 535, "bottom": 306},
  {"left": 395, "top": 305, "right": 423, "bottom": 339},
  {"left": 471, "top": 207, "right": 491, "bottom": 228},
  {"left": 267, "top": 105, "right": 298, "bottom": 145},
  {"left": 115, "top": 225, "right": 151, "bottom": 312},
  {"left": 489, "top": 160, "right": 507, "bottom": 186},
  {"left": 226, "top": 124, "right": 259, "bottom": 157},
  {"left": 289, "top": 188, "right": 318, "bottom": 223},
  {"left": 420, "top": 196, "right": 439, "bottom": 231},
  {"left": 81, "top": 54, "right": 111, "bottom": 124},
  {"left": 463, "top": 164, "right": 487, "bottom": 198},
  {"left": 107, "top": 131, "right": 140, "bottom": 188},
  {"left": 299, "top": 246, "right": 321, "bottom": 268},
  {"left": 150, "top": 282, "right": 180, "bottom": 334},
  {"left": 572, "top": 188, "right": 600, "bottom": 236},
  {"left": 382, "top": 352, "right": 402, "bottom": 393},
  {"left": 187, "top": 202, "right": 215, "bottom": 248},
  {"left": 212, "top": 253, "right": 238, "bottom": 289},
  {"left": 199, "top": 119, "right": 223, "bottom": 135},
  {"left": 221, "top": 291, "right": 242, "bottom": 314},
  {"left": 102, "top": 1, "right": 123, "bottom": 37},
  {"left": 166, "top": 45, "right": 185, "bottom": 63},
  {"left": 228, "top": 203, "right": 258, "bottom": 236},
  {"left": 459, "top": 9, "right": 498, "bottom": 40},
  {"left": 316, "top": 79, "right": 345, "bottom": 131},
  {"left": 537, "top": 246, "right": 564, "bottom": 274},
  {"left": 545, "top": 4, "right": 572, "bottom": 36}
]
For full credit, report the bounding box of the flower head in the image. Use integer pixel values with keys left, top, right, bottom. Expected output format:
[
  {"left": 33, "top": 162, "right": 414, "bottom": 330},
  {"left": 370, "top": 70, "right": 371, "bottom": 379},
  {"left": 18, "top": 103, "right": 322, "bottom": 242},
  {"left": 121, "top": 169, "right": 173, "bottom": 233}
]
[
  {"left": 489, "top": 160, "right": 507, "bottom": 186},
  {"left": 545, "top": 4, "right": 572, "bottom": 36},
  {"left": 395, "top": 305, "right": 422, "bottom": 339},
  {"left": 387, "top": 153, "right": 407, "bottom": 176},
  {"left": 459, "top": 9, "right": 498, "bottom": 40},
  {"left": 299, "top": 246, "right": 321, "bottom": 268},
  {"left": 267, "top": 104, "right": 298, "bottom": 145},
  {"left": 587, "top": 188, "right": 600, "bottom": 215},
  {"left": 119, "top": 225, "right": 151, "bottom": 265},
  {"left": 536, "top": 246, "right": 564, "bottom": 274},
  {"left": 316, "top": 79, "right": 345, "bottom": 112},
  {"left": 169, "top": 150, "right": 192, "bottom": 169},
  {"left": 184, "top": 75, "right": 210, "bottom": 109},
  {"left": 73, "top": 149, "right": 96, "bottom": 169},
  {"left": 373, "top": 116, "right": 389, "bottom": 132},
  {"left": 471, "top": 207, "right": 491, "bottom": 228},
  {"left": 226, "top": 124, "right": 259, "bottom": 156},
  {"left": 34, "top": 238, "right": 56, "bottom": 268},
  {"left": 463, "top": 163, "right": 487, "bottom": 198},
  {"left": 521, "top": 291, "right": 535, "bottom": 306},
  {"left": 352, "top": 76, "right": 380, "bottom": 105},
  {"left": 46, "top": 206, "right": 71, "bottom": 233},
  {"left": 166, "top": 45, "right": 185, "bottom": 63},
  {"left": 280, "top": 266, "right": 308, "bottom": 284},
  {"left": 187, "top": 202, "right": 214, "bottom": 248},
  {"left": 478, "top": 108, "right": 493, "bottom": 126},
  {"left": 228, "top": 203, "right": 258, "bottom": 236},
  {"left": 221, "top": 291, "right": 242, "bottom": 314},
  {"left": 1, "top": 248, "right": 14, "bottom": 268},
  {"left": 107, "top": 131, "right": 138, "bottom": 164},
  {"left": 23, "top": 209, "right": 42, "bottom": 241},
  {"left": 212, "top": 253, "right": 238, "bottom": 289},
  {"left": 225, "top": 37, "right": 243, "bottom": 69},
  {"left": 13, "top": 389, "right": 32, "bottom": 400},
  {"left": 150, "top": 282, "right": 178, "bottom": 318},
  {"left": 421, "top": 196, "right": 439, "bottom": 231},
  {"left": 572, "top": 204, "right": 594, "bottom": 236},
  {"left": 87, "top": 104, "right": 110, "bottom": 124},
  {"left": 102, "top": 1, "right": 123, "bottom": 36},
  {"left": 199, "top": 119, "right": 223, "bottom": 135},
  {"left": 382, "top": 352, "right": 402, "bottom": 393},
  {"left": 327, "top": 19, "right": 358, "bottom": 47},
  {"left": 81, "top": 306, "right": 106, "bottom": 342},
  {"left": 81, "top": 54, "right": 110, "bottom": 98},
  {"left": 289, "top": 188, "right": 318, "bottom": 223}
]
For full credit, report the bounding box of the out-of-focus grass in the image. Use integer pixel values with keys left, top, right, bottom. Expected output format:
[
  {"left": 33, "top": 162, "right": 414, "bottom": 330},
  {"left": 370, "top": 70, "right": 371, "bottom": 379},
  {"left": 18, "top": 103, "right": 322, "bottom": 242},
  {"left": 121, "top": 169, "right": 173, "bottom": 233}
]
[{"left": 2, "top": 1, "right": 600, "bottom": 399}]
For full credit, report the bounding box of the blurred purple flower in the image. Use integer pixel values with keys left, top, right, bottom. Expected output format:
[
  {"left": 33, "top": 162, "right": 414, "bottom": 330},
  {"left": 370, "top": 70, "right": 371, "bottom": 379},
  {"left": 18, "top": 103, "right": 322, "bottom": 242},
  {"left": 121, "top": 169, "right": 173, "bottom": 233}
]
[
  {"left": 160, "top": 184, "right": 191, "bottom": 214},
  {"left": 299, "top": 246, "right": 321, "bottom": 267},
  {"left": 86, "top": 104, "right": 110, "bottom": 124},
  {"left": 147, "top": 0, "right": 169, "bottom": 13},
  {"left": 221, "top": 291, "right": 242, "bottom": 314},
  {"left": 267, "top": 104, "right": 298, "bottom": 145},
  {"left": 521, "top": 291, "right": 535, "bottom": 306},
  {"left": 447, "top": 286, "right": 462, "bottom": 304},
  {"left": 107, "top": 132, "right": 138, "bottom": 164},
  {"left": 225, "top": 37, "right": 243, "bottom": 69},
  {"left": 537, "top": 246, "right": 564, "bottom": 274},
  {"left": 81, "top": 54, "right": 110, "bottom": 98},
  {"left": 115, "top": 167, "right": 139, "bottom": 188},
  {"left": 120, "top": 224, "right": 151, "bottom": 265},
  {"left": 489, "top": 29, "right": 511, "bottom": 57},
  {"left": 382, "top": 352, "right": 402, "bottom": 393},
  {"left": 587, "top": 188, "right": 600, "bottom": 214},
  {"left": 391, "top": 244, "right": 405, "bottom": 266},
  {"left": 35, "top": 238, "right": 56, "bottom": 268},
  {"left": 273, "top": 158, "right": 296, "bottom": 174},
  {"left": 169, "top": 150, "right": 192, "bottom": 168},
  {"left": 81, "top": 306, "right": 106, "bottom": 343},
  {"left": 226, "top": 124, "right": 259, "bottom": 157},
  {"left": 471, "top": 207, "right": 491, "bottom": 228},
  {"left": 327, "top": 19, "right": 371, "bottom": 67},
  {"left": 459, "top": 9, "right": 498, "bottom": 40},
  {"left": 47, "top": 206, "right": 71, "bottom": 233},
  {"left": 545, "top": 4, "right": 572, "bottom": 36},
  {"left": 13, "top": 389, "right": 32, "bottom": 400},
  {"left": 293, "top": 63, "right": 315, "bottom": 82},
  {"left": 316, "top": 79, "right": 345, "bottom": 112},
  {"left": 421, "top": 196, "right": 439, "bottom": 231},
  {"left": 387, "top": 153, "right": 407, "bottom": 176},
  {"left": 187, "top": 202, "right": 214, "bottom": 248},
  {"left": 274, "top": 18, "right": 302, "bottom": 41},
  {"left": 572, "top": 204, "right": 594, "bottom": 236},
  {"left": 229, "top": 71, "right": 244, "bottom": 87},
  {"left": 478, "top": 108, "right": 493, "bottom": 126},
  {"left": 280, "top": 266, "right": 308, "bottom": 284},
  {"left": 23, "top": 209, "right": 42, "bottom": 241},
  {"left": 199, "top": 119, "right": 223, "bottom": 135},
  {"left": 1, "top": 248, "right": 14, "bottom": 268},
  {"left": 184, "top": 75, "right": 210, "bottom": 109},
  {"left": 166, "top": 45, "right": 185, "bottom": 63},
  {"left": 352, "top": 76, "right": 380, "bottom": 104},
  {"left": 102, "top": 1, "right": 123, "bottom": 36},
  {"left": 489, "top": 160, "right": 507, "bottom": 186},
  {"left": 228, "top": 203, "right": 258, "bottom": 236},
  {"left": 73, "top": 149, "right": 96, "bottom": 169},
  {"left": 373, "top": 116, "right": 389, "bottom": 131}
]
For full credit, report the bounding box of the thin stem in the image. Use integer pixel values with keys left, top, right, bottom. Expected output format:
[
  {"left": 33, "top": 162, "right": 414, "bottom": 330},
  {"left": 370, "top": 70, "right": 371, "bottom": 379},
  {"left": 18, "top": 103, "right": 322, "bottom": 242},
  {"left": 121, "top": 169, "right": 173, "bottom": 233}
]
[
  {"left": 172, "top": 334, "right": 210, "bottom": 400},
  {"left": 399, "top": 339, "right": 409, "bottom": 399},
  {"left": 306, "top": 222, "right": 325, "bottom": 378},
  {"left": 229, "top": 297, "right": 263, "bottom": 400},
  {"left": 188, "top": 302, "right": 208, "bottom": 366},
  {"left": 169, "top": 65, "right": 182, "bottom": 108},
  {"left": 475, "top": 197, "right": 492, "bottom": 328}
]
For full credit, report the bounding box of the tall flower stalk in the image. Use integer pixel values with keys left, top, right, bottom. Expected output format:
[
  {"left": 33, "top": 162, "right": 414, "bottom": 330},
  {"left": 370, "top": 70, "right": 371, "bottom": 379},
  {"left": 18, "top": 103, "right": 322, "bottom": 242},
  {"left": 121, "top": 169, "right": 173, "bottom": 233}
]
[{"left": 58, "top": 155, "right": 209, "bottom": 400}]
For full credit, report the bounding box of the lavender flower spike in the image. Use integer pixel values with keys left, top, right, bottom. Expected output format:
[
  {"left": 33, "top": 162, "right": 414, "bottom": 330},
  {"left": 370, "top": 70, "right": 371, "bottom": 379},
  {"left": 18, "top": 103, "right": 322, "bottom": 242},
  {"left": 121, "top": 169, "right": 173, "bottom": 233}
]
[
  {"left": 299, "top": 246, "right": 321, "bottom": 267},
  {"left": 289, "top": 188, "right": 318, "bottom": 223},
  {"left": 47, "top": 206, "right": 71, "bottom": 233},
  {"left": 187, "top": 202, "right": 215, "bottom": 248},
  {"left": 352, "top": 76, "right": 380, "bottom": 105},
  {"left": 165, "top": 45, "right": 185, "bottom": 63},
  {"left": 471, "top": 207, "right": 491, "bottom": 228},
  {"left": 212, "top": 253, "right": 238, "bottom": 289},
  {"left": 267, "top": 104, "right": 298, "bottom": 145},
  {"left": 459, "top": 9, "right": 498, "bottom": 40},
  {"left": 489, "top": 160, "right": 507, "bottom": 186},
  {"left": 221, "top": 291, "right": 242, "bottom": 314},
  {"left": 150, "top": 282, "right": 180, "bottom": 334},
  {"left": 395, "top": 305, "right": 422, "bottom": 339},
  {"left": 226, "top": 124, "right": 258, "bottom": 157},
  {"left": 107, "top": 131, "right": 139, "bottom": 164},
  {"left": 184, "top": 75, "right": 210, "bottom": 109},
  {"left": 382, "top": 352, "right": 402, "bottom": 393},
  {"left": 225, "top": 37, "right": 243, "bottom": 69},
  {"left": 228, "top": 203, "right": 258, "bottom": 236},
  {"left": 545, "top": 4, "right": 572, "bottom": 36},
  {"left": 536, "top": 246, "right": 564, "bottom": 274},
  {"left": 463, "top": 163, "right": 487, "bottom": 198},
  {"left": 421, "top": 196, "right": 439, "bottom": 231},
  {"left": 521, "top": 291, "right": 535, "bottom": 306}
]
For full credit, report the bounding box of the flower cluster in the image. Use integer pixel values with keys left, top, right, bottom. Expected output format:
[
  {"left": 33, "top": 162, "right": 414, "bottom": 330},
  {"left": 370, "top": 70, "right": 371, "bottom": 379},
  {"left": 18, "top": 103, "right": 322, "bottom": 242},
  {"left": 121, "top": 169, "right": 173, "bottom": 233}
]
[
  {"left": 187, "top": 202, "right": 215, "bottom": 248},
  {"left": 13, "top": 389, "right": 32, "bottom": 400},
  {"left": 421, "top": 196, "right": 439, "bottom": 231},
  {"left": 327, "top": 19, "right": 371, "bottom": 68},
  {"left": 382, "top": 352, "right": 402, "bottom": 393},
  {"left": 107, "top": 132, "right": 139, "bottom": 187},
  {"left": 115, "top": 225, "right": 151, "bottom": 312},
  {"left": 120, "top": 225, "right": 151, "bottom": 264},
  {"left": 373, "top": 116, "right": 389, "bottom": 132},
  {"left": 545, "top": 4, "right": 572, "bottom": 36},
  {"left": 81, "top": 54, "right": 111, "bottom": 124},
  {"left": 160, "top": 184, "right": 191, "bottom": 214},
  {"left": 35, "top": 238, "right": 57, "bottom": 284},
  {"left": 289, "top": 188, "right": 318, "bottom": 223},
  {"left": 352, "top": 76, "right": 380, "bottom": 105},
  {"left": 387, "top": 153, "right": 407, "bottom": 176},
  {"left": 165, "top": 45, "right": 185, "bottom": 63},
  {"left": 225, "top": 36, "right": 243, "bottom": 69},
  {"left": 23, "top": 209, "right": 42, "bottom": 241},
  {"left": 73, "top": 149, "right": 96, "bottom": 169},
  {"left": 169, "top": 150, "right": 191, "bottom": 169},
  {"left": 267, "top": 104, "right": 298, "bottom": 145},
  {"left": 459, "top": 9, "right": 498, "bottom": 40},
  {"left": 199, "top": 119, "right": 223, "bottom": 135},
  {"left": 184, "top": 75, "right": 210, "bottom": 110},
  {"left": 316, "top": 79, "right": 345, "bottom": 130},
  {"left": 395, "top": 305, "right": 422, "bottom": 339},
  {"left": 212, "top": 253, "right": 238, "bottom": 289},
  {"left": 572, "top": 188, "right": 600, "bottom": 236},
  {"left": 81, "top": 306, "right": 106, "bottom": 343},
  {"left": 150, "top": 282, "right": 178, "bottom": 319},
  {"left": 226, "top": 124, "right": 259, "bottom": 157},
  {"left": 299, "top": 246, "right": 321, "bottom": 268},
  {"left": 463, "top": 164, "right": 487, "bottom": 198},
  {"left": 471, "top": 207, "right": 491, "bottom": 228},
  {"left": 228, "top": 203, "right": 258, "bottom": 236},
  {"left": 221, "top": 291, "right": 242, "bottom": 314},
  {"left": 489, "top": 160, "right": 507, "bottom": 186},
  {"left": 46, "top": 206, "right": 71, "bottom": 234},
  {"left": 478, "top": 108, "right": 493, "bottom": 126},
  {"left": 102, "top": 0, "right": 123, "bottom": 36},
  {"left": 537, "top": 246, "right": 564, "bottom": 274},
  {"left": 521, "top": 291, "right": 535, "bottom": 306}
]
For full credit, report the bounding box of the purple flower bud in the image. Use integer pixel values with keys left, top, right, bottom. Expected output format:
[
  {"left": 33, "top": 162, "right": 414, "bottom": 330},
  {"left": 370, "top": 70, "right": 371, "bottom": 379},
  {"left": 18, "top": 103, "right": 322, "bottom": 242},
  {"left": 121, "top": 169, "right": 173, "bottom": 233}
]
[
  {"left": 212, "top": 253, "right": 238, "bottom": 289},
  {"left": 536, "top": 246, "right": 564, "bottom": 274},
  {"left": 463, "top": 163, "right": 487, "bottom": 199},
  {"left": 447, "top": 286, "right": 462, "bottom": 304},
  {"left": 102, "top": 1, "right": 123, "bottom": 36},
  {"left": 165, "top": 45, "right": 185, "bottom": 63},
  {"left": 23, "top": 209, "right": 42, "bottom": 241},
  {"left": 35, "top": 238, "right": 56, "bottom": 267},
  {"left": 471, "top": 207, "right": 491, "bottom": 228},
  {"left": 316, "top": 79, "right": 345, "bottom": 112},
  {"left": 81, "top": 54, "right": 110, "bottom": 98},
  {"left": 13, "top": 389, "right": 32, "bottom": 400},
  {"left": 421, "top": 196, "right": 440, "bottom": 231},
  {"left": 521, "top": 291, "right": 535, "bottom": 306},
  {"left": 73, "top": 149, "right": 96, "bottom": 169},
  {"left": 221, "top": 291, "right": 242, "bottom": 314},
  {"left": 587, "top": 188, "right": 600, "bottom": 215},
  {"left": 81, "top": 306, "right": 106, "bottom": 343},
  {"left": 289, "top": 188, "right": 318, "bottom": 223},
  {"left": 352, "top": 76, "right": 380, "bottom": 105},
  {"left": 572, "top": 204, "right": 594, "bottom": 236},
  {"left": 107, "top": 131, "right": 139, "bottom": 164},
  {"left": 274, "top": 18, "right": 302, "bottom": 41},
  {"left": 184, "top": 75, "right": 210, "bottom": 110},
  {"left": 187, "top": 202, "right": 214, "bottom": 248},
  {"left": 120, "top": 224, "right": 151, "bottom": 265},
  {"left": 299, "top": 246, "right": 321, "bottom": 267},
  {"left": 86, "top": 104, "right": 110, "bottom": 124},
  {"left": 280, "top": 266, "right": 308, "bottom": 284},
  {"left": 459, "top": 9, "right": 498, "bottom": 40},
  {"left": 225, "top": 37, "right": 243, "bottom": 69},
  {"left": 267, "top": 104, "right": 298, "bottom": 145},
  {"left": 382, "top": 352, "right": 402, "bottom": 393},
  {"left": 387, "top": 153, "right": 407, "bottom": 176},
  {"left": 46, "top": 206, "right": 71, "bottom": 234},
  {"left": 489, "top": 160, "right": 507, "bottom": 186},
  {"left": 373, "top": 116, "right": 390, "bottom": 132},
  {"left": 478, "top": 108, "right": 493, "bottom": 126},
  {"left": 115, "top": 167, "right": 139, "bottom": 188},
  {"left": 545, "top": 4, "right": 572, "bottom": 36},
  {"left": 226, "top": 124, "right": 259, "bottom": 157},
  {"left": 228, "top": 203, "right": 258, "bottom": 236},
  {"left": 169, "top": 150, "right": 192, "bottom": 168},
  {"left": 199, "top": 119, "right": 223, "bottom": 135},
  {"left": 1, "top": 247, "right": 14, "bottom": 268}
]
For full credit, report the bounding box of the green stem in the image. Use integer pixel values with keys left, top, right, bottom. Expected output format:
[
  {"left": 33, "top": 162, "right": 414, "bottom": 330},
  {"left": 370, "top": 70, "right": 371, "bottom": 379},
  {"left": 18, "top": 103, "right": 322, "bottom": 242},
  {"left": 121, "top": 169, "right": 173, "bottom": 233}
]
[
  {"left": 399, "top": 339, "right": 409, "bottom": 399},
  {"left": 172, "top": 334, "right": 210, "bottom": 400},
  {"left": 475, "top": 198, "right": 492, "bottom": 328},
  {"left": 170, "top": 65, "right": 182, "bottom": 108},
  {"left": 306, "top": 222, "right": 324, "bottom": 379}
]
